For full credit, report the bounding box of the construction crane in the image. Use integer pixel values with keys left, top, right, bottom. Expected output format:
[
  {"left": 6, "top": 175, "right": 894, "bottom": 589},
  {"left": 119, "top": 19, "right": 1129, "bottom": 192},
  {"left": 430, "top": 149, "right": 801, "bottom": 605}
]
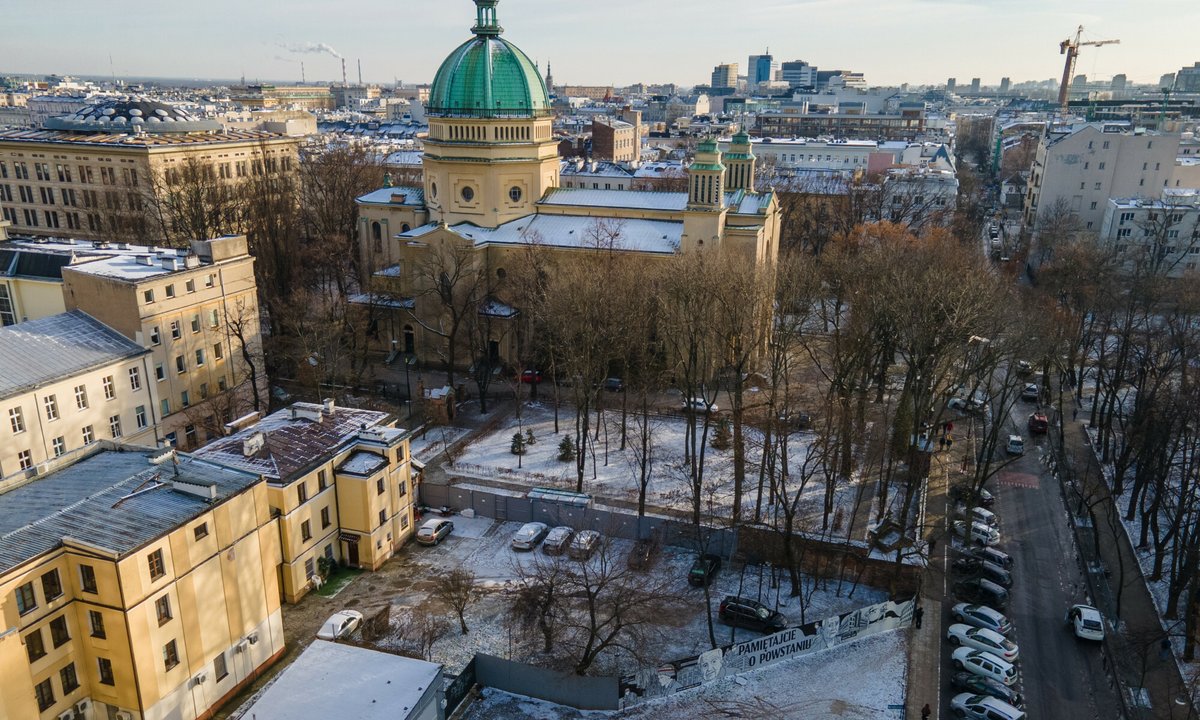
[{"left": 1058, "top": 25, "right": 1120, "bottom": 113}]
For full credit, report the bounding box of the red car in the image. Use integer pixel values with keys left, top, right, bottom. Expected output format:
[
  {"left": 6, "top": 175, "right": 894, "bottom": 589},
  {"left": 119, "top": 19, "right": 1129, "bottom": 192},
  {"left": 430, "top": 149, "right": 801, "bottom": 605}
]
[
  {"left": 1028, "top": 412, "right": 1048, "bottom": 434},
  {"left": 519, "top": 370, "right": 543, "bottom": 384}
]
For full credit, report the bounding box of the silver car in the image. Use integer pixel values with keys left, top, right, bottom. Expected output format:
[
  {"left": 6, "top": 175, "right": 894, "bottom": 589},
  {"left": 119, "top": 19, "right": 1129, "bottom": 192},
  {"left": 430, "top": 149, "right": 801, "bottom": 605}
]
[{"left": 510, "top": 522, "right": 549, "bottom": 551}]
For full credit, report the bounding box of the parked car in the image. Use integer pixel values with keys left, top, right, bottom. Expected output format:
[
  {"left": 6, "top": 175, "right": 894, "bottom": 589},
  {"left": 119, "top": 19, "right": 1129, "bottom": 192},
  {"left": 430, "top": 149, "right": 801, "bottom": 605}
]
[
  {"left": 416, "top": 518, "right": 454, "bottom": 546},
  {"left": 951, "top": 672, "right": 1024, "bottom": 708},
  {"left": 1028, "top": 412, "right": 1049, "bottom": 434},
  {"left": 952, "top": 647, "right": 1019, "bottom": 686},
  {"left": 628, "top": 534, "right": 659, "bottom": 570},
  {"left": 951, "top": 603, "right": 1013, "bottom": 636},
  {"left": 317, "top": 610, "right": 364, "bottom": 640},
  {"left": 519, "top": 369, "right": 544, "bottom": 384},
  {"left": 954, "top": 578, "right": 1010, "bottom": 609},
  {"left": 1015, "top": 360, "right": 1033, "bottom": 376},
  {"left": 955, "top": 504, "right": 998, "bottom": 528},
  {"left": 718, "top": 596, "right": 788, "bottom": 634},
  {"left": 947, "top": 624, "right": 1019, "bottom": 662},
  {"left": 568, "top": 530, "right": 601, "bottom": 560},
  {"left": 963, "top": 545, "right": 1013, "bottom": 570},
  {"left": 682, "top": 397, "right": 718, "bottom": 414},
  {"left": 952, "top": 558, "right": 1012, "bottom": 588},
  {"left": 602, "top": 377, "right": 625, "bottom": 392},
  {"left": 779, "top": 411, "right": 812, "bottom": 430},
  {"left": 688, "top": 553, "right": 722, "bottom": 587},
  {"left": 1067, "top": 604, "right": 1105, "bottom": 641},
  {"left": 542, "top": 526, "right": 575, "bottom": 555},
  {"left": 1005, "top": 435, "right": 1025, "bottom": 456},
  {"left": 953, "top": 520, "right": 1000, "bottom": 546},
  {"left": 950, "top": 693, "right": 1026, "bottom": 720},
  {"left": 510, "top": 522, "right": 549, "bottom": 551},
  {"left": 1020, "top": 383, "right": 1039, "bottom": 401},
  {"left": 950, "top": 484, "right": 995, "bottom": 508}
]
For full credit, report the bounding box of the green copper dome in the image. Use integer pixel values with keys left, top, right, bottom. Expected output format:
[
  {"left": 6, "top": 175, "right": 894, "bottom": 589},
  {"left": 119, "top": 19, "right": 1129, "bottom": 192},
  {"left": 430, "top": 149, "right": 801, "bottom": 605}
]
[{"left": 428, "top": 1, "right": 551, "bottom": 119}]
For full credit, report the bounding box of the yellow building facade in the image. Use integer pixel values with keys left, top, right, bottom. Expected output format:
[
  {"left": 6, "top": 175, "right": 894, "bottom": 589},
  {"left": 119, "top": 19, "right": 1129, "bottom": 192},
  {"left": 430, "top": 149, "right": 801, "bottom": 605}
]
[
  {"left": 0, "top": 446, "right": 283, "bottom": 720},
  {"left": 194, "top": 401, "right": 415, "bottom": 603}
]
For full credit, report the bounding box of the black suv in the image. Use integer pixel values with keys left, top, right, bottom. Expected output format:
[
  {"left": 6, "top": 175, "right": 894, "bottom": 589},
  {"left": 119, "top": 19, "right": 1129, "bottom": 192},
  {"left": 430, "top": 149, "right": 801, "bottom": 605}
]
[
  {"left": 952, "top": 558, "right": 1013, "bottom": 588},
  {"left": 718, "top": 596, "right": 788, "bottom": 633},
  {"left": 688, "top": 553, "right": 721, "bottom": 587}
]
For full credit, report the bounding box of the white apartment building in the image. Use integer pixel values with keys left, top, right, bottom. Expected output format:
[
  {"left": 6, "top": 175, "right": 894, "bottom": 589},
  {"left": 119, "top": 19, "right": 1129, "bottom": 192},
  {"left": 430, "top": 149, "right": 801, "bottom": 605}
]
[
  {"left": 1025, "top": 123, "right": 1182, "bottom": 232},
  {"left": 1099, "top": 190, "right": 1200, "bottom": 278}
]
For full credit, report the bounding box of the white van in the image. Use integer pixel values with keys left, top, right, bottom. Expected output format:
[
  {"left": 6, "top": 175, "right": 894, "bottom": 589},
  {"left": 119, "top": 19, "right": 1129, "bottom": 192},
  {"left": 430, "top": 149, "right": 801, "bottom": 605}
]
[
  {"left": 957, "top": 505, "right": 998, "bottom": 527},
  {"left": 1005, "top": 435, "right": 1025, "bottom": 455},
  {"left": 952, "top": 647, "right": 1019, "bottom": 686}
]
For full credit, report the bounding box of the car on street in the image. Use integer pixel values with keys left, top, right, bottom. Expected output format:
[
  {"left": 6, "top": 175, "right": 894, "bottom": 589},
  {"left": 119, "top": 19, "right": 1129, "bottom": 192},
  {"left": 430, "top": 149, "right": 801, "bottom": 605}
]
[
  {"left": 718, "top": 596, "right": 788, "bottom": 633},
  {"left": 568, "top": 530, "right": 601, "bottom": 560},
  {"left": 688, "top": 553, "right": 722, "bottom": 586},
  {"left": 1005, "top": 435, "right": 1025, "bottom": 456},
  {"left": 1067, "top": 604, "right": 1105, "bottom": 641},
  {"left": 627, "top": 535, "right": 659, "bottom": 570},
  {"left": 952, "top": 558, "right": 1013, "bottom": 588},
  {"left": 947, "top": 623, "right": 1020, "bottom": 662},
  {"left": 952, "top": 647, "right": 1019, "bottom": 686},
  {"left": 951, "top": 672, "right": 1024, "bottom": 708},
  {"left": 519, "top": 369, "right": 544, "bottom": 384},
  {"left": 950, "top": 484, "right": 995, "bottom": 508},
  {"left": 779, "top": 411, "right": 813, "bottom": 430},
  {"left": 416, "top": 518, "right": 454, "bottom": 546},
  {"left": 963, "top": 545, "right": 1013, "bottom": 569},
  {"left": 317, "top": 610, "right": 364, "bottom": 640},
  {"left": 682, "top": 397, "right": 718, "bottom": 414},
  {"left": 1020, "top": 383, "right": 1039, "bottom": 401},
  {"left": 955, "top": 504, "right": 998, "bottom": 527},
  {"left": 542, "top": 526, "right": 575, "bottom": 555},
  {"left": 1028, "top": 412, "right": 1049, "bottom": 434},
  {"left": 1015, "top": 360, "right": 1032, "bottom": 376},
  {"left": 954, "top": 578, "right": 1009, "bottom": 609},
  {"left": 953, "top": 520, "right": 1000, "bottom": 546},
  {"left": 951, "top": 603, "right": 1013, "bottom": 635},
  {"left": 950, "top": 693, "right": 1026, "bottom": 720},
  {"left": 510, "top": 522, "right": 549, "bottom": 551},
  {"left": 602, "top": 377, "right": 624, "bottom": 392}
]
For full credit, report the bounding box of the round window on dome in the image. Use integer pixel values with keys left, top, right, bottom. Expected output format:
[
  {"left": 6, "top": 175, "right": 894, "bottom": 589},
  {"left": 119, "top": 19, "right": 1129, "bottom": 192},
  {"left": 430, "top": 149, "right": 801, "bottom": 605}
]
[
  {"left": 508, "top": 186, "right": 523, "bottom": 203},
  {"left": 461, "top": 186, "right": 475, "bottom": 203}
]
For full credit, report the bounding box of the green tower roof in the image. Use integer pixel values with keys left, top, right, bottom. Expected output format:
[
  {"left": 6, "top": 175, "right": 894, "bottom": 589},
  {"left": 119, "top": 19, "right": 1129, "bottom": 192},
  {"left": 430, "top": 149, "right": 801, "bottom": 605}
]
[{"left": 427, "top": 0, "right": 551, "bottom": 119}]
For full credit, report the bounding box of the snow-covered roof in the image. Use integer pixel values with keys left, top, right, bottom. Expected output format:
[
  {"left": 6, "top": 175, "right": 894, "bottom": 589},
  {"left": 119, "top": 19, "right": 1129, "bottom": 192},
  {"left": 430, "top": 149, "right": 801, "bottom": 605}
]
[
  {"left": 337, "top": 451, "right": 388, "bottom": 477},
  {"left": 451, "top": 214, "right": 682, "bottom": 255},
  {"left": 540, "top": 187, "right": 687, "bottom": 212},
  {"left": 356, "top": 185, "right": 425, "bottom": 207},
  {"left": 480, "top": 297, "right": 519, "bottom": 318},
  {"left": 399, "top": 223, "right": 441, "bottom": 239},
  {"left": 348, "top": 292, "right": 415, "bottom": 310},
  {"left": 384, "top": 150, "right": 423, "bottom": 167},
  {"left": 235, "top": 640, "right": 441, "bottom": 720}
]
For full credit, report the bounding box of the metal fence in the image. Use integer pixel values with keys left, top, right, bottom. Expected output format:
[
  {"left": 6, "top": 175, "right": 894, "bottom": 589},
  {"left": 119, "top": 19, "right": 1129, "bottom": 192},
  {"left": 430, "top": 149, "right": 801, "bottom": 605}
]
[{"left": 474, "top": 653, "right": 619, "bottom": 711}]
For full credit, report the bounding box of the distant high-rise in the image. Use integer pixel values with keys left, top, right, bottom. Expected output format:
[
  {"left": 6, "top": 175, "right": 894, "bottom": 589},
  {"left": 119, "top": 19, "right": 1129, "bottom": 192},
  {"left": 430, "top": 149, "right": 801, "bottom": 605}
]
[
  {"left": 1073, "top": 74, "right": 1088, "bottom": 87},
  {"left": 1160, "top": 72, "right": 1177, "bottom": 90},
  {"left": 970, "top": 78, "right": 981, "bottom": 94},
  {"left": 999, "top": 77, "right": 1011, "bottom": 93},
  {"left": 1176, "top": 62, "right": 1200, "bottom": 92},
  {"left": 748, "top": 52, "right": 775, "bottom": 85},
  {"left": 946, "top": 77, "right": 957, "bottom": 92},
  {"left": 711, "top": 63, "right": 738, "bottom": 89},
  {"left": 1110, "top": 73, "right": 1127, "bottom": 95},
  {"left": 782, "top": 60, "right": 818, "bottom": 89}
]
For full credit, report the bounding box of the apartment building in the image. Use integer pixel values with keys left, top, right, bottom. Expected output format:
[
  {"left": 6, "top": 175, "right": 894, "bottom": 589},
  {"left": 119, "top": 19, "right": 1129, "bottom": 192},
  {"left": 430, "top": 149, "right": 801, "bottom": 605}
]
[
  {"left": 1024, "top": 123, "right": 1181, "bottom": 232},
  {"left": 0, "top": 97, "right": 300, "bottom": 243},
  {"left": 0, "top": 446, "right": 283, "bottom": 720},
  {"left": 1098, "top": 190, "right": 1200, "bottom": 277},
  {"left": 591, "top": 117, "right": 639, "bottom": 163},
  {"left": 194, "top": 401, "right": 415, "bottom": 603},
  {"left": 0, "top": 311, "right": 158, "bottom": 484},
  {"left": 56, "top": 235, "right": 265, "bottom": 450}
]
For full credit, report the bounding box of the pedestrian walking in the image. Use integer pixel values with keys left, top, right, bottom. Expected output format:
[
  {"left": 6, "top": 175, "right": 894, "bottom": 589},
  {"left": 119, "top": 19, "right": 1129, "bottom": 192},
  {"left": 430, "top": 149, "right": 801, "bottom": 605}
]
[
  {"left": 946, "top": 436, "right": 955, "bottom": 451},
  {"left": 1073, "top": 406, "right": 1078, "bottom": 421},
  {"left": 1161, "top": 638, "right": 1172, "bottom": 661},
  {"left": 922, "top": 702, "right": 932, "bottom": 719},
  {"left": 961, "top": 455, "right": 970, "bottom": 472},
  {"left": 914, "top": 606, "right": 924, "bottom": 629}
]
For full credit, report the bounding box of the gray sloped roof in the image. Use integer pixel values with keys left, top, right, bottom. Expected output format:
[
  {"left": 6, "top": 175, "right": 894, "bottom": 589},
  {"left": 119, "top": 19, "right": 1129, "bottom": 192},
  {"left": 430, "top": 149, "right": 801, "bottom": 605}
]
[
  {"left": 0, "top": 311, "right": 150, "bottom": 401},
  {"left": 0, "top": 449, "right": 261, "bottom": 575}
]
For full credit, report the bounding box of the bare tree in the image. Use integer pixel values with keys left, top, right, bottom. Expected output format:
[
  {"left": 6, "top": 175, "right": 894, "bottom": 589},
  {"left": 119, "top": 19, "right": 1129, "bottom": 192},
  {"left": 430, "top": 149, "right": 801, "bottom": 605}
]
[{"left": 431, "top": 568, "right": 477, "bottom": 635}]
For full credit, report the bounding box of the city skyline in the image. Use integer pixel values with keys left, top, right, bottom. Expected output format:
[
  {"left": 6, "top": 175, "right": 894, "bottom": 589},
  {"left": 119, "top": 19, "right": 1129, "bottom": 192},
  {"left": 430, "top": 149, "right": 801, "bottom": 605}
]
[{"left": 3, "top": 0, "right": 1199, "bottom": 89}]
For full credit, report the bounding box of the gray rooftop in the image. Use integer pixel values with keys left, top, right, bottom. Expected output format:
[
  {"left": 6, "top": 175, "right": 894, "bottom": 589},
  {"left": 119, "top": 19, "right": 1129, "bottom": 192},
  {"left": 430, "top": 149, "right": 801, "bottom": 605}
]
[
  {"left": 0, "top": 449, "right": 261, "bottom": 574},
  {"left": 0, "top": 311, "right": 149, "bottom": 400},
  {"left": 451, "top": 214, "right": 682, "bottom": 255}
]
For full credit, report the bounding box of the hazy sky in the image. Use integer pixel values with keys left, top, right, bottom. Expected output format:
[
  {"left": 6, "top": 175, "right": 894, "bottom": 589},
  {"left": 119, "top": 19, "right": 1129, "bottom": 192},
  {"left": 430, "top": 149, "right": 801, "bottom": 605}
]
[{"left": 5, "top": 0, "right": 1198, "bottom": 88}]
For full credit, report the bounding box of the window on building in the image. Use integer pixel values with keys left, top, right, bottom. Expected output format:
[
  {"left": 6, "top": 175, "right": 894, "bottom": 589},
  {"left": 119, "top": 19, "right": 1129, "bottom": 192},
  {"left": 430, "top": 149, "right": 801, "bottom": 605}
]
[
  {"left": 109, "top": 414, "right": 122, "bottom": 438},
  {"left": 17, "top": 449, "right": 32, "bottom": 470},
  {"left": 162, "top": 399, "right": 171, "bottom": 417},
  {"left": 199, "top": 383, "right": 208, "bottom": 400},
  {"left": 155, "top": 595, "right": 172, "bottom": 625},
  {"left": 218, "top": 377, "right": 227, "bottom": 392},
  {"left": 1099, "top": 162, "right": 1106, "bottom": 170},
  {"left": 9, "top": 407, "right": 25, "bottom": 433},
  {"left": 176, "top": 355, "right": 186, "bottom": 374},
  {"left": 43, "top": 394, "right": 59, "bottom": 421},
  {"left": 102, "top": 376, "right": 115, "bottom": 400},
  {"left": 214, "top": 343, "right": 224, "bottom": 360},
  {"left": 209, "top": 309, "right": 220, "bottom": 327},
  {"left": 89, "top": 610, "right": 105, "bottom": 638},
  {"left": 135, "top": 405, "right": 147, "bottom": 430},
  {"left": 155, "top": 364, "right": 165, "bottom": 381},
  {"left": 80, "top": 565, "right": 97, "bottom": 593},
  {"left": 1090, "top": 201, "right": 1098, "bottom": 210},
  {"left": 52, "top": 436, "right": 65, "bottom": 457},
  {"left": 377, "top": 478, "right": 385, "bottom": 495},
  {"left": 297, "top": 483, "right": 308, "bottom": 503},
  {"left": 195, "top": 348, "right": 205, "bottom": 366},
  {"left": 170, "top": 320, "right": 181, "bottom": 339},
  {"left": 214, "top": 651, "right": 228, "bottom": 680},
  {"left": 49, "top": 615, "right": 70, "bottom": 647},
  {"left": 305, "top": 558, "right": 316, "bottom": 579},
  {"left": 165, "top": 284, "right": 175, "bottom": 298},
  {"left": 147, "top": 549, "right": 165, "bottom": 580},
  {"left": 321, "top": 506, "right": 331, "bottom": 529},
  {"left": 1095, "top": 182, "right": 1102, "bottom": 190},
  {"left": 60, "top": 662, "right": 79, "bottom": 693},
  {"left": 73, "top": 384, "right": 89, "bottom": 410},
  {"left": 163, "top": 640, "right": 179, "bottom": 670},
  {"left": 128, "top": 367, "right": 141, "bottom": 391},
  {"left": 98, "top": 657, "right": 114, "bottom": 686},
  {"left": 34, "top": 678, "right": 54, "bottom": 711},
  {"left": 144, "top": 288, "right": 155, "bottom": 304},
  {"left": 398, "top": 479, "right": 407, "bottom": 497},
  {"left": 193, "top": 522, "right": 209, "bottom": 541},
  {"left": 26, "top": 628, "right": 46, "bottom": 662},
  {"left": 205, "top": 273, "right": 215, "bottom": 288},
  {"left": 190, "top": 314, "right": 200, "bottom": 333},
  {"left": 15, "top": 581, "right": 36, "bottom": 615},
  {"left": 185, "top": 279, "right": 195, "bottom": 293},
  {"left": 81, "top": 425, "right": 94, "bottom": 444},
  {"left": 184, "top": 424, "right": 196, "bottom": 446},
  {"left": 301, "top": 520, "right": 312, "bottom": 541},
  {"left": 317, "top": 469, "right": 327, "bottom": 491},
  {"left": 379, "top": 509, "right": 388, "bottom": 527}
]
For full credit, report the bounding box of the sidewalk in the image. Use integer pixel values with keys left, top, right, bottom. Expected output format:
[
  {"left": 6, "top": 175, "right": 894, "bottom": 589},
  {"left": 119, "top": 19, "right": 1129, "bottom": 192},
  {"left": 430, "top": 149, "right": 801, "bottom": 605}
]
[
  {"left": 906, "top": 453, "right": 951, "bottom": 720},
  {"left": 1058, "top": 405, "right": 1194, "bottom": 719}
]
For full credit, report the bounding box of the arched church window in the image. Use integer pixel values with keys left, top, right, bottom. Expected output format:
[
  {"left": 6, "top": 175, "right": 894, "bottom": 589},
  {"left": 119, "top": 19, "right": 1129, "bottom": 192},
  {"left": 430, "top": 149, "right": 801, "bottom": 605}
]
[
  {"left": 509, "top": 186, "right": 523, "bottom": 203},
  {"left": 371, "top": 222, "right": 382, "bottom": 252},
  {"left": 461, "top": 186, "right": 475, "bottom": 202}
]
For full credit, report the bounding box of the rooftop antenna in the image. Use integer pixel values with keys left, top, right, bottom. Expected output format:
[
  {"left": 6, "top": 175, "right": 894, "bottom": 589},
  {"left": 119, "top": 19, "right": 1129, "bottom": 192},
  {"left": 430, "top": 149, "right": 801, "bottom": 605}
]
[{"left": 358, "top": 59, "right": 363, "bottom": 86}]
